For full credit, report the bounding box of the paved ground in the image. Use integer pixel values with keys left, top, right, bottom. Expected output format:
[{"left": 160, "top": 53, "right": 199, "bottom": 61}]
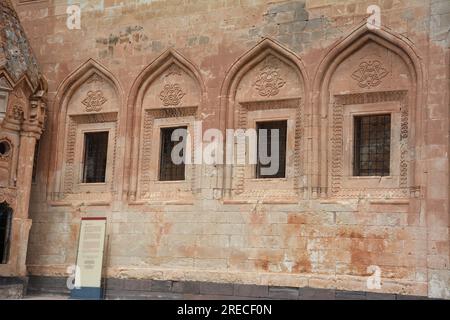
[{"left": 23, "top": 294, "right": 70, "bottom": 300}]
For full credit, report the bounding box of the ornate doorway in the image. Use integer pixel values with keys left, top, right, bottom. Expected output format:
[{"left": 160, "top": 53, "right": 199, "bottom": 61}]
[{"left": 0, "top": 202, "right": 12, "bottom": 264}]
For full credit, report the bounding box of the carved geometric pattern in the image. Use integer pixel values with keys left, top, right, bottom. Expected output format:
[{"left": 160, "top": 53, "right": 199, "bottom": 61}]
[
  {"left": 253, "top": 56, "right": 286, "bottom": 97},
  {"left": 232, "top": 98, "right": 302, "bottom": 198},
  {"left": 139, "top": 106, "right": 197, "bottom": 198},
  {"left": 330, "top": 102, "right": 344, "bottom": 195},
  {"left": 82, "top": 90, "right": 107, "bottom": 112},
  {"left": 159, "top": 84, "right": 186, "bottom": 106},
  {"left": 351, "top": 60, "right": 389, "bottom": 89},
  {"left": 399, "top": 98, "right": 409, "bottom": 189},
  {"left": 331, "top": 91, "right": 409, "bottom": 198},
  {"left": 63, "top": 117, "right": 77, "bottom": 194}
]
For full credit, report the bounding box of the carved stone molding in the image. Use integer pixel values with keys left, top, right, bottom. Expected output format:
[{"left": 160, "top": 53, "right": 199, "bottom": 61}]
[
  {"left": 232, "top": 98, "right": 302, "bottom": 198},
  {"left": 62, "top": 112, "right": 118, "bottom": 196},
  {"left": 330, "top": 90, "right": 409, "bottom": 198},
  {"left": 139, "top": 106, "right": 197, "bottom": 198},
  {"left": 253, "top": 55, "right": 286, "bottom": 97},
  {"left": 351, "top": 60, "right": 389, "bottom": 89},
  {"left": 82, "top": 90, "right": 107, "bottom": 112},
  {"left": 0, "top": 187, "right": 17, "bottom": 209}
]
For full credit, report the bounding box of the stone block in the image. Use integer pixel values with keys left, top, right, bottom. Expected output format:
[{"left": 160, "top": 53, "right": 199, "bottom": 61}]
[
  {"left": 199, "top": 282, "right": 234, "bottom": 296},
  {"left": 234, "top": 284, "right": 269, "bottom": 298},
  {"left": 268, "top": 286, "right": 299, "bottom": 300},
  {"left": 172, "top": 281, "right": 201, "bottom": 294}
]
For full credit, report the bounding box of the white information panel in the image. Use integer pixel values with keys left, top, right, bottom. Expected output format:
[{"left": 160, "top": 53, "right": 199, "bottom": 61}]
[{"left": 75, "top": 217, "right": 107, "bottom": 290}]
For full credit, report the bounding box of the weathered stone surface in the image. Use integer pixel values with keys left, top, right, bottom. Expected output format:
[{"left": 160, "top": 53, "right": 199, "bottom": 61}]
[{"left": 0, "top": 0, "right": 448, "bottom": 300}]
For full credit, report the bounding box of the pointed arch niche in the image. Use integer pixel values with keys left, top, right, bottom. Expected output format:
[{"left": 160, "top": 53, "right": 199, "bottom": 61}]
[
  {"left": 126, "top": 49, "right": 204, "bottom": 203},
  {"left": 313, "top": 24, "right": 424, "bottom": 199},
  {"left": 50, "top": 60, "right": 123, "bottom": 203},
  {"left": 220, "top": 38, "right": 308, "bottom": 202}
]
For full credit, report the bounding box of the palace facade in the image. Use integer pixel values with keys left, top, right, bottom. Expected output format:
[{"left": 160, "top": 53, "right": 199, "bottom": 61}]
[{"left": 0, "top": 0, "right": 449, "bottom": 299}]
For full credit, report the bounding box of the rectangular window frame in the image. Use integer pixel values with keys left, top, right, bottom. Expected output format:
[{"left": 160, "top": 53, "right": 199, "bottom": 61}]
[
  {"left": 255, "top": 120, "right": 288, "bottom": 179},
  {"left": 158, "top": 125, "right": 188, "bottom": 182},
  {"left": 82, "top": 131, "right": 109, "bottom": 184},
  {"left": 353, "top": 114, "right": 391, "bottom": 177},
  {"left": 338, "top": 100, "right": 403, "bottom": 194},
  {"left": 71, "top": 121, "right": 115, "bottom": 194}
]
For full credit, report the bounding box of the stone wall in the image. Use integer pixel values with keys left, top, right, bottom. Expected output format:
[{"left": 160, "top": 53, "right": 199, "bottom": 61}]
[{"left": 13, "top": 0, "right": 450, "bottom": 298}]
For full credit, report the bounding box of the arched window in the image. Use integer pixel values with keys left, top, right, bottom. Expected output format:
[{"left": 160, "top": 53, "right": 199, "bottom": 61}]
[
  {"left": 50, "top": 60, "right": 122, "bottom": 202},
  {"left": 220, "top": 38, "right": 308, "bottom": 201},
  {"left": 313, "top": 25, "right": 423, "bottom": 199},
  {"left": 126, "top": 49, "right": 204, "bottom": 203},
  {"left": 0, "top": 202, "right": 12, "bottom": 264}
]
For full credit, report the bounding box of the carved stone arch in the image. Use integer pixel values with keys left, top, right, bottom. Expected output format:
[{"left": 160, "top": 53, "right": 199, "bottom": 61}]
[
  {"left": 312, "top": 22, "right": 425, "bottom": 198},
  {"left": 49, "top": 59, "right": 124, "bottom": 199},
  {"left": 125, "top": 49, "right": 205, "bottom": 201},
  {"left": 220, "top": 38, "right": 309, "bottom": 200}
]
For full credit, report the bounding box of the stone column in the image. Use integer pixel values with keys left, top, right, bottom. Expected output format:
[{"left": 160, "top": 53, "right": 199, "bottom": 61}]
[
  {"left": 10, "top": 96, "right": 46, "bottom": 277},
  {"left": 13, "top": 131, "right": 38, "bottom": 276}
]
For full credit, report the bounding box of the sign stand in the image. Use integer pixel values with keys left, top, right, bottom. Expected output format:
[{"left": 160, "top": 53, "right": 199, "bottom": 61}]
[{"left": 70, "top": 217, "right": 107, "bottom": 300}]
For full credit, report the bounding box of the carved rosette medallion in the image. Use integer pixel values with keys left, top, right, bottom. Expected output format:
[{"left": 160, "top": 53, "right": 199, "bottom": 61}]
[
  {"left": 82, "top": 90, "right": 107, "bottom": 112},
  {"left": 351, "top": 60, "right": 389, "bottom": 89},
  {"left": 159, "top": 84, "right": 185, "bottom": 106},
  {"left": 253, "top": 56, "right": 286, "bottom": 97}
]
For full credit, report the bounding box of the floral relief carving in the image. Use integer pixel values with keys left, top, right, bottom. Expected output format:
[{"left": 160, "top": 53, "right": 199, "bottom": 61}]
[
  {"left": 82, "top": 90, "right": 107, "bottom": 112},
  {"left": 11, "top": 104, "right": 23, "bottom": 121},
  {"left": 253, "top": 56, "right": 286, "bottom": 97},
  {"left": 351, "top": 60, "right": 389, "bottom": 89},
  {"left": 159, "top": 83, "right": 186, "bottom": 106}
]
